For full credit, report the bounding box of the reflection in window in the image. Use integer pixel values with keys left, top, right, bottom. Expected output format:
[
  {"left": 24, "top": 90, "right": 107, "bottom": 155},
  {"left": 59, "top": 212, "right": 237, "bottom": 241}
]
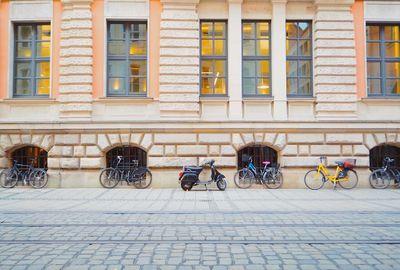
[
  {"left": 107, "top": 22, "right": 147, "bottom": 96},
  {"left": 367, "top": 24, "right": 400, "bottom": 96},
  {"left": 242, "top": 21, "right": 271, "bottom": 96},
  {"left": 201, "top": 21, "right": 227, "bottom": 95},
  {"left": 286, "top": 21, "right": 312, "bottom": 96},
  {"left": 14, "top": 23, "right": 50, "bottom": 97}
]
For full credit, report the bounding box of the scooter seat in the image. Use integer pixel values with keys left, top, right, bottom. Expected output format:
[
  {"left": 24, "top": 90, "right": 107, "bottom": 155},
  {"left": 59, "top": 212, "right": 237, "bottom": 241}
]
[{"left": 184, "top": 166, "right": 203, "bottom": 174}]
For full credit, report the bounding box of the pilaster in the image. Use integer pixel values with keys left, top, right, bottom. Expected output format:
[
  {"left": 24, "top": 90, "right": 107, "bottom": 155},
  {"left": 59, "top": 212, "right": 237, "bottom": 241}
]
[
  {"left": 271, "top": 0, "right": 288, "bottom": 120},
  {"left": 59, "top": 0, "right": 93, "bottom": 120},
  {"left": 313, "top": 0, "right": 358, "bottom": 120},
  {"left": 227, "top": 0, "right": 243, "bottom": 120},
  {"left": 159, "top": 0, "right": 200, "bottom": 119}
]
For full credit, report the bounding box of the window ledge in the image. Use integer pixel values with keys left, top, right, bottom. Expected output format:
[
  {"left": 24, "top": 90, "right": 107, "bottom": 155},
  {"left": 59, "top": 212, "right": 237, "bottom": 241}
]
[
  {"left": 2, "top": 98, "right": 56, "bottom": 105},
  {"left": 243, "top": 97, "right": 274, "bottom": 103},
  {"left": 200, "top": 96, "right": 229, "bottom": 102},
  {"left": 95, "top": 97, "right": 154, "bottom": 104},
  {"left": 361, "top": 97, "right": 400, "bottom": 104},
  {"left": 287, "top": 97, "right": 316, "bottom": 103}
]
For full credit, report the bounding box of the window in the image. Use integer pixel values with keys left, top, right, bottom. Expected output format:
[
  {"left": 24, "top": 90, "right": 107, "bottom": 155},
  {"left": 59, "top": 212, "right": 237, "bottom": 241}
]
[
  {"left": 286, "top": 21, "right": 312, "bottom": 96},
  {"left": 366, "top": 24, "right": 400, "bottom": 97},
  {"left": 106, "top": 146, "right": 147, "bottom": 168},
  {"left": 242, "top": 21, "right": 271, "bottom": 96},
  {"left": 12, "top": 146, "right": 48, "bottom": 169},
  {"left": 107, "top": 22, "right": 147, "bottom": 96},
  {"left": 14, "top": 23, "right": 51, "bottom": 97},
  {"left": 237, "top": 145, "right": 277, "bottom": 170},
  {"left": 201, "top": 21, "right": 227, "bottom": 95}
]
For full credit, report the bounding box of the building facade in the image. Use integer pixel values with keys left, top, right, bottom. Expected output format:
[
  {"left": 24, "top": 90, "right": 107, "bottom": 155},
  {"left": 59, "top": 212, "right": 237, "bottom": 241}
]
[{"left": 0, "top": 0, "right": 399, "bottom": 188}]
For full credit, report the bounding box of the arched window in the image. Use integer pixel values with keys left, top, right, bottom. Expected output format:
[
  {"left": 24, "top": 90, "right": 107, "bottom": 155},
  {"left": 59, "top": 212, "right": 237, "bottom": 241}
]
[
  {"left": 237, "top": 145, "right": 278, "bottom": 169},
  {"left": 106, "top": 146, "right": 147, "bottom": 168},
  {"left": 370, "top": 144, "right": 400, "bottom": 170},
  {"left": 11, "top": 146, "right": 48, "bottom": 168}
]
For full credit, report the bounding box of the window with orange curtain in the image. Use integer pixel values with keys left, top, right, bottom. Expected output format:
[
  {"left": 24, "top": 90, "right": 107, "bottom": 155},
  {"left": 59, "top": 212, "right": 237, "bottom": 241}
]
[
  {"left": 367, "top": 24, "right": 400, "bottom": 97},
  {"left": 200, "top": 21, "right": 227, "bottom": 96},
  {"left": 14, "top": 23, "right": 51, "bottom": 97}
]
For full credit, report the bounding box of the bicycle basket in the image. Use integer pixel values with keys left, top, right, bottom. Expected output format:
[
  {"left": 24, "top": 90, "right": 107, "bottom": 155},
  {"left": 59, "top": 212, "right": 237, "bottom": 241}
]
[{"left": 343, "top": 159, "right": 356, "bottom": 168}]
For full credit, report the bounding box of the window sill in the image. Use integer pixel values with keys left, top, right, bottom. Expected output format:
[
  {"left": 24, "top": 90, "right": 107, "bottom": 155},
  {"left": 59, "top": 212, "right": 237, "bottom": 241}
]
[
  {"left": 200, "top": 96, "right": 229, "bottom": 102},
  {"left": 287, "top": 97, "right": 316, "bottom": 103},
  {"left": 94, "top": 97, "right": 154, "bottom": 104},
  {"left": 242, "top": 97, "right": 273, "bottom": 103},
  {"left": 361, "top": 97, "right": 400, "bottom": 104},
  {"left": 2, "top": 98, "right": 56, "bottom": 105}
]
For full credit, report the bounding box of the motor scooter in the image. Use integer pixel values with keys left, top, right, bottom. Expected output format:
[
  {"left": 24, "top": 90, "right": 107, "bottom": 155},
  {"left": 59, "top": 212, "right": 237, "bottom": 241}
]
[{"left": 178, "top": 159, "right": 227, "bottom": 191}]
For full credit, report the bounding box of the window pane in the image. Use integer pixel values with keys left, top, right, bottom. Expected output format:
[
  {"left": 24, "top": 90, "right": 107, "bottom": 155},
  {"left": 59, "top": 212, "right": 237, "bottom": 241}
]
[
  {"left": 368, "top": 78, "right": 381, "bottom": 94},
  {"left": 299, "top": 39, "right": 311, "bottom": 56},
  {"left": 16, "top": 62, "right": 32, "bottom": 77},
  {"left": 243, "top": 61, "right": 255, "bottom": 77},
  {"left": 214, "top": 78, "right": 226, "bottom": 94},
  {"left": 214, "top": 40, "right": 225, "bottom": 55},
  {"left": 201, "top": 77, "right": 213, "bottom": 94},
  {"left": 36, "top": 79, "right": 50, "bottom": 95},
  {"left": 130, "top": 24, "right": 146, "bottom": 40},
  {"left": 287, "top": 78, "right": 297, "bottom": 95},
  {"left": 257, "top": 23, "right": 269, "bottom": 38},
  {"left": 298, "top": 60, "right": 311, "bottom": 77},
  {"left": 385, "top": 42, "right": 400, "bottom": 58},
  {"left": 258, "top": 61, "right": 269, "bottom": 77},
  {"left": 257, "top": 40, "right": 269, "bottom": 56},
  {"left": 286, "top": 22, "right": 297, "bottom": 38},
  {"left": 385, "top": 62, "right": 400, "bottom": 78},
  {"left": 299, "top": 79, "right": 312, "bottom": 95},
  {"left": 36, "top": 42, "right": 50, "bottom": 57},
  {"left": 298, "top": 22, "right": 311, "bottom": 39},
  {"left": 201, "top": 39, "right": 213, "bottom": 56},
  {"left": 36, "top": 62, "right": 50, "bottom": 78},
  {"left": 386, "top": 79, "right": 400, "bottom": 95},
  {"left": 129, "top": 77, "right": 146, "bottom": 94},
  {"left": 17, "top": 25, "right": 32, "bottom": 40},
  {"left": 243, "top": 78, "right": 256, "bottom": 95},
  {"left": 17, "top": 42, "right": 32, "bottom": 58},
  {"left": 286, "top": 40, "right": 297, "bottom": 56},
  {"left": 214, "top": 23, "right": 226, "bottom": 38},
  {"left": 257, "top": 78, "right": 270, "bottom": 95},
  {"left": 243, "top": 23, "right": 254, "bottom": 39},
  {"left": 108, "top": 41, "right": 125, "bottom": 56},
  {"left": 130, "top": 61, "right": 146, "bottom": 76},
  {"left": 201, "top": 22, "right": 213, "bottom": 38},
  {"left": 367, "top": 62, "right": 381, "bottom": 77},
  {"left": 384, "top": 26, "right": 400, "bottom": 41},
  {"left": 214, "top": 60, "right": 225, "bottom": 77},
  {"left": 367, "top": 42, "right": 380, "bottom": 57},
  {"left": 15, "top": 79, "right": 32, "bottom": 95},
  {"left": 243, "top": 40, "right": 255, "bottom": 56},
  {"left": 286, "top": 61, "right": 297, "bottom": 77},
  {"left": 109, "top": 78, "right": 125, "bottom": 93},
  {"left": 108, "top": 61, "right": 125, "bottom": 77},
  {"left": 37, "top": 25, "right": 51, "bottom": 41},
  {"left": 202, "top": 60, "right": 213, "bottom": 76},
  {"left": 109, "top": 24, "right": 124, "bottom": 39},
  {"left": 130, "top": 40, "right": 146, "bottom": 55},
  {"left": 366, "top": 26, "right": 380, "bottom": 41}
]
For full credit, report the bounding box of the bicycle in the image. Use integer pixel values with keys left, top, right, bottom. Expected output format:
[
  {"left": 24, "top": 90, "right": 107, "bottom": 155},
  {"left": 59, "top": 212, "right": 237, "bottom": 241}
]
[
  {"left": 234, "top": 155, "right": 283, "bottom": 189},
  {"left": 369, "top": 157, "right": 400, "bottom": 189},
  {"left": 0, "top": 159, "right": 48, "bottom": 189},
  {"left": 99, "top": 156, "right": 152, "bottom": 189},
  {"left": 304, "top": 156, "right": 358, "bottom": 190}
]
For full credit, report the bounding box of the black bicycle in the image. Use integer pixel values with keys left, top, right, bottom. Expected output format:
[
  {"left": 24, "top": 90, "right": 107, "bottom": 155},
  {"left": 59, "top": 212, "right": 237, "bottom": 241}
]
[
  {"left": 369, "top": 157, "right": 400, "bottom": 189},
  {"left": 99, "top": 156, "right": 152, "bottom": 189},
  {"left": 0, "top": 159, "right": 48, "bottom": 189}
]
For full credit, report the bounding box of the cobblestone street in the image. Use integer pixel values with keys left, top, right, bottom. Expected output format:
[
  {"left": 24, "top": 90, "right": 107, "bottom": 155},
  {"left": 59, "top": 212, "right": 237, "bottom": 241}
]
[{"left": 0, "top": 188, "right": 399, "bottom": 269}]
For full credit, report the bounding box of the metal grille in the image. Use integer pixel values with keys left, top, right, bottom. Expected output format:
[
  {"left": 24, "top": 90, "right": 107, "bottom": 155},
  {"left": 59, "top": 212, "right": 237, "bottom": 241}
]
[
  {"left": 11, "top": 146, "right": 48, "bottom": 168},
  {"left": 370, "top": 145, "right": 400, "bottom": 170},
  {"left": 106, "top": 146, "right": 147, "bottom": 168},
  {"left": 237, "top": 145, "right": 277, "bottom": 170}
]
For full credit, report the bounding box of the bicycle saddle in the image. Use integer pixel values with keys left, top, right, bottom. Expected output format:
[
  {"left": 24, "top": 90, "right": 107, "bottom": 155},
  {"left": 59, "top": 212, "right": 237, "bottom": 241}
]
[{"left": 262, "top": 161, "right": 271, "bottom": 165}]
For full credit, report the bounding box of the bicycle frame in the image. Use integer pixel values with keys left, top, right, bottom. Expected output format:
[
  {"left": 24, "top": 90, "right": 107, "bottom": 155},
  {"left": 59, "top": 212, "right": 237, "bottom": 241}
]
[{"left": 316, "top": 163, "right": 348, "bottom": 183}]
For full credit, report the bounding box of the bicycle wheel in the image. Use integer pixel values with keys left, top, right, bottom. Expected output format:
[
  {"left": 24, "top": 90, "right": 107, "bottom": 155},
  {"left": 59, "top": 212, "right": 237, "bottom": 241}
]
[
  {"left": 304, "top": 169, "right": 325, "bottom": 190},
  {"left": 338, "top": 169, "right": 358, "bottom": 189},
  {"left": 99, "top": 168, "right": 120, "bottom": 188},
  {"left": 264, "top": 170, "right": 283, "bottom": 189},
  {"left": 234, "top": 169, "right": 254, "bottom": 189},
  {"left": 29, "top": 169, "right": 48, "bottom": 189},
  {"left": 0, "top": 169, "right": 18, "bottom": 188},
  {"left": 369, "top": 169, "right": 391, "bottom": 189},
  {"left": 133, "top": 169, "right": 152, "bottom": 189}
]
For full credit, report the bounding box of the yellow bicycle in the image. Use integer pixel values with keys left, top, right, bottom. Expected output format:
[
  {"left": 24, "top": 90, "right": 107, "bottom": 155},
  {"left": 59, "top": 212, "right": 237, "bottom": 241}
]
[{"left": 304, "top": 156, "right": 358, "bottom": 190}]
